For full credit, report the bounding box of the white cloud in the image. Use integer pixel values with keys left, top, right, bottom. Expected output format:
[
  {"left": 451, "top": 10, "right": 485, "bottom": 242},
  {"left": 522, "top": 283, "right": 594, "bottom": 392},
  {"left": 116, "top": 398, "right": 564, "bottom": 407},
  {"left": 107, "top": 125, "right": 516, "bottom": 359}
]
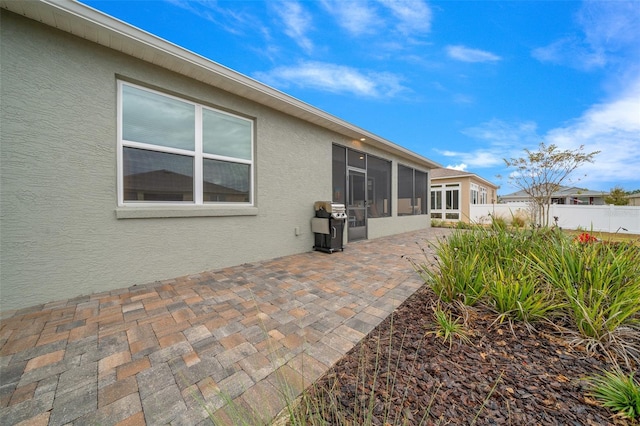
[
  {"left": 319, "top": 1, "right": 379, "bottom": 36},
  {"left": 167, "top": 0, "right": 262, "bottom": 36},
  {"left": 272, "top": 1, "right": 314, "bottom": 53},
  {"left": 446, "top": 45, "right": 501, "bottom": 63},
  {"left": 454, "top": 76, "right": 640, "bottom": 190},
  {"left": 453, "top": 94, "right": 474, "bottom": 104},
  {"left": 544, "top": 76, "right": 640, "bottom": 188},
  {"left": 462, "top": 119, "right": 540, "bottom": 149},
  {"left": 446, "top": 163, "right": 468, "bottom": 171},
  {"left": 377, "top": 0, "right": 432, "bottom": 35},
  {"left": 434, "top": 120, "right": 540, "bottom": 176},
  {"left": 435, "top": 148, "right": 506, "bottom": 169},
  {"left": 531, "top": 37, "right": 605, "bottom": 70},
  {"left": 320, "top": 0, "right": 431, "bottom": 39},
  {"left": 532, "top": 0, "right": 640, "bottom": 70},
  {"left": 578, "top": 1, "right": 640, "bottom": 57},
  {"left": 254, "top": 61, "right": 407, "bottom": 98}
]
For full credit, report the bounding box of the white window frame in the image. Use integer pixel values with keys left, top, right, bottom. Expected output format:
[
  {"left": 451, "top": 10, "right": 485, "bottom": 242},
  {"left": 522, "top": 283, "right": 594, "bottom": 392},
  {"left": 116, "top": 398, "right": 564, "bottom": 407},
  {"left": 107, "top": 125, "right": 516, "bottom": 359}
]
[
  {"left": 470, "top": 183, "right": 479, "bottom": 205},
  {"left": 117, "top": 81, "right": 254, "bottom": 209},
  {"left": 480, "top": 186, "right": 488, "bottom": 204},
  {"left": 430, "top": 183, "right": 461, "bottom": 220}
]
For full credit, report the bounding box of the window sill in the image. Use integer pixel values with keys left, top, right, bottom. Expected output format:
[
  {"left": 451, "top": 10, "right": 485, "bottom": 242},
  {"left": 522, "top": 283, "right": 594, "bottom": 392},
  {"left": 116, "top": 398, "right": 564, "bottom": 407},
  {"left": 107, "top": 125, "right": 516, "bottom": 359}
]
[{"left": 115, "top": 205, "right": 259, "bottom": 219}]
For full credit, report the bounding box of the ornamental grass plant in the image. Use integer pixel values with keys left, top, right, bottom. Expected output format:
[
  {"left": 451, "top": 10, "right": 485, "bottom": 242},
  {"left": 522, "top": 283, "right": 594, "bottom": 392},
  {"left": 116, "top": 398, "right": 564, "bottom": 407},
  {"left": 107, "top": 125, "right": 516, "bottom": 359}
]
[
  {"left": 430, "top": 302, "right": 471, "bottom": 348},
  {"left": 586, "top": 370, "right": 640, "bottom": 421},
  {"left": 413, "top": 226, "right": 640, "bottom": 367},
  {"left": 531, "top": 234, "right": 640, "bottom": 366},
  {"left": 412, "top": 225, "right": 640, "bottom": 419}
]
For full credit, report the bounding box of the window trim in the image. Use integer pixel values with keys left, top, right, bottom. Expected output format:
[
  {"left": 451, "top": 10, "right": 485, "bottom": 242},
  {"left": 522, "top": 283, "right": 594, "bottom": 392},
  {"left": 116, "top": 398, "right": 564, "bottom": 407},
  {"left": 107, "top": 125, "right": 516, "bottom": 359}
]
[
  {"left": 430, "top": 182, "right": 461, "bottom": 220},
  {"left": 470, "top": 183, "right": 479, "bottom": 205},
  {"left": 117, "top": 81, "right": 254, "bottom": 210}
]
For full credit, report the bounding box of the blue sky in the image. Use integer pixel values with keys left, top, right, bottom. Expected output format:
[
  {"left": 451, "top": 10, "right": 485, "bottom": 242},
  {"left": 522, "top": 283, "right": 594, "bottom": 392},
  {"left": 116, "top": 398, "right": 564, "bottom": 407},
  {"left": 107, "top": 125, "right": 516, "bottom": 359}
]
[{"left": 82, "top": 0, "right": 640, "bottom": 195}]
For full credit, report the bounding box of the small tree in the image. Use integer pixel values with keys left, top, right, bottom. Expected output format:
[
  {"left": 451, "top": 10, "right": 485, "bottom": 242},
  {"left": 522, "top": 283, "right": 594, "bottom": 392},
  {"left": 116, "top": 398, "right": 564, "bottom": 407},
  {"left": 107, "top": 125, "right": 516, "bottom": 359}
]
[
  {"left": 604, "top": 186, "right": 629, "bottom": 205},
  {"left": 504, "top": 142, "right": 600, "bottom": 227}
]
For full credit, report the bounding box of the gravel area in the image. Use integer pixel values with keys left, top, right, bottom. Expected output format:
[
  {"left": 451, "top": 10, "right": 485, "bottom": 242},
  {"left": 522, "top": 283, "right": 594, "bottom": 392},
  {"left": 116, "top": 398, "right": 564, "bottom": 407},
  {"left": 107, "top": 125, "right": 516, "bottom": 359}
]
[{"left": 298, "top": 284, "right": 636, "bottom": 425}]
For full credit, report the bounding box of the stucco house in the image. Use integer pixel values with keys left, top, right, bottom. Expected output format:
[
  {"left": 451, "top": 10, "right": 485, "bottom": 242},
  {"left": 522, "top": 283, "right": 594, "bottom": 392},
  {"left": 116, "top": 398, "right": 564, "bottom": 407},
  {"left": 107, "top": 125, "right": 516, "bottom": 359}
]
[
  {"left": 429, "top": 168, "right": 499, "bottom": 223},
  {"left": 0, "top": 1, "right": 440, "bottom": 311},
  {"left": 627, "top": 193, "right": 640, "bottom": 206},
  {"left": 500, "top": 186, "right": 607, "bottom": 205}
]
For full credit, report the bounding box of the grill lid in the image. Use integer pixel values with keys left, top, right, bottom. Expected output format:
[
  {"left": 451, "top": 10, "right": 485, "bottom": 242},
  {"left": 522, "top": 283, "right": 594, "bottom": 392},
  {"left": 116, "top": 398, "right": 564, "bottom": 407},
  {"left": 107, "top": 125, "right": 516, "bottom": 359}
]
[{"left": 314, "top": 201, "right": 347, "bottom": 219}]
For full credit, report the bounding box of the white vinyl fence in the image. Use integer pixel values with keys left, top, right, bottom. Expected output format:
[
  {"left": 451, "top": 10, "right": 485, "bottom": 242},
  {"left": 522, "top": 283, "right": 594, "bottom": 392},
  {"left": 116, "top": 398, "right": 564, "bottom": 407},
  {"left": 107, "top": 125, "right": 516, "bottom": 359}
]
[{"left": 468, "top": 203, "right": 640, "bottom": 235}]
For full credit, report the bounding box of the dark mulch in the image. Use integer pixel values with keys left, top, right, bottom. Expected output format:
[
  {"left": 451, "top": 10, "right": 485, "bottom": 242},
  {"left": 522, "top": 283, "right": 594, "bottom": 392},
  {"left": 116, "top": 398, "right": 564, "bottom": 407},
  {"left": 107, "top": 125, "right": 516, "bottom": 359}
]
[{"left": 300, "top": 284, "right": 637, "bottom": 425}]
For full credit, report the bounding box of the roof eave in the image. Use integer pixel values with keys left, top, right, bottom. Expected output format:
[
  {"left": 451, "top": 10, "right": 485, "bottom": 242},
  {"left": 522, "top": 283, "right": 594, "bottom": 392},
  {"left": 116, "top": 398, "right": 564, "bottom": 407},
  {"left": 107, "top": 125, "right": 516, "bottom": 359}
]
[{"left": 431, "top": 174, "right": 498, "bottom": 189}]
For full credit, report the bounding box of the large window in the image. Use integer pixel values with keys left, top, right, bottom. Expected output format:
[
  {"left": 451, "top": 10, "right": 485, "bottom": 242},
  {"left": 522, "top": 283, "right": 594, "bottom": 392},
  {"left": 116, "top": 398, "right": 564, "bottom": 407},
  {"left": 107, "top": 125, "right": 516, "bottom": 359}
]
[
  {"left": 119, "top": 82, "right": 253, "bottom": 205},
  {"left": 398, "top": 165, "right": 428, "bottom": 216},
  {"left": 480, "top": 186, "right": 488, "bottom": 204},
  {"left": 431, "top": 183, "right": 460, "bottom": 220},
  {"left": 470, "top": 183, "right": 488, "bottom": 205},
  {"left": 470, "top": 183, "right": 479, "bottom": 205}
]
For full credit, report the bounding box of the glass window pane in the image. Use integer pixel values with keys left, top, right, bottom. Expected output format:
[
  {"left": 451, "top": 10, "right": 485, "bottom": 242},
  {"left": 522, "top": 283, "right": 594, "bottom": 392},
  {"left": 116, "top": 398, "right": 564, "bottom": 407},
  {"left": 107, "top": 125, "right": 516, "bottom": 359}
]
[
  {"left": 446, "top": 189, "right": 460, "bottom": 210},
  {"left": 332, "top": 145, "right": 346, "bottom": 204},
  {"left": 203, "top": 159, "right": 250, "bottom": 203},
  {"left": 122, "top": 85, "right": 195, "bottom": 150},
  {"left": 367, "top": 156, "right": 391, "bottom": 218},
  {"left": 430, "top": 190, "right": 442, "bottom": 210},
  {"left": 347, "top": 150, "right": 366, "bottom": 169},
  {"left": 414, "top": 170, "right": 427, "bottom": 215},
  {"left": 203, "top": 109, "right": 252, "bottom": 160},
  {"left": 123, "top": 147, "right": 194, "bottom": 202},
  {"left": 397, "top": 165, "right": 413, "bottom": 216}
]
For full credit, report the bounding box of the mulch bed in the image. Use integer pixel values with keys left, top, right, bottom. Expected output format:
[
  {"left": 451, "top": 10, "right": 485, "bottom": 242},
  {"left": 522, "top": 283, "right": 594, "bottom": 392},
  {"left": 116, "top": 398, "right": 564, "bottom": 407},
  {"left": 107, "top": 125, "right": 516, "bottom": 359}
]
[{"left": 299, "top": 284, "right": 637, "bottom": 425}]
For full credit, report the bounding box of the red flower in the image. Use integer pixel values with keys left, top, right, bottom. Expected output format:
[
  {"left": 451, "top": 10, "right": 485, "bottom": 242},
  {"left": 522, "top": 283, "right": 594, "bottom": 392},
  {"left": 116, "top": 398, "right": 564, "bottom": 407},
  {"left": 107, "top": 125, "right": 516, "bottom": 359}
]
[{"left": 575, "top": 232, "right": 597, "bottom": 244}]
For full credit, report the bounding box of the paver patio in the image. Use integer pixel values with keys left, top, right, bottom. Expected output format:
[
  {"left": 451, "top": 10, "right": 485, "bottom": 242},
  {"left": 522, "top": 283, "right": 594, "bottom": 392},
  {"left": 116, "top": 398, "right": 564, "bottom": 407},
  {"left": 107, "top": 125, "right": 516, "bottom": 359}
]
[{"left": 0, "top": 228, "right": 451, "bottom": 425}]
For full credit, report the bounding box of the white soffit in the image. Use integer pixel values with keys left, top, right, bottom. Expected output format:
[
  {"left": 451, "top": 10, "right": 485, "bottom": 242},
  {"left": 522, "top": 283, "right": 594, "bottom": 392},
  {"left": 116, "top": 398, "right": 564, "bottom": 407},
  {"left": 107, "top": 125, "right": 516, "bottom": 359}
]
[{"left": 1, "top": 0, "right": 440, "bottom": 169}]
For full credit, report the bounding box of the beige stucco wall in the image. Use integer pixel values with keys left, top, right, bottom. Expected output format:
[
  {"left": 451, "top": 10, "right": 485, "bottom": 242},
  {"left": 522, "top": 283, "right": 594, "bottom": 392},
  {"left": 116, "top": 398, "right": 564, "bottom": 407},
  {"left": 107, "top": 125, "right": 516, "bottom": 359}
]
[
  {"left": 0, "top": 12, "right": 432, "bottom": 311},
  {"left": 628, "top": 196, "right": 640, "bottom": 207},
  {"left": 432, "top": 176, "right": 499, "bottom": 223}
]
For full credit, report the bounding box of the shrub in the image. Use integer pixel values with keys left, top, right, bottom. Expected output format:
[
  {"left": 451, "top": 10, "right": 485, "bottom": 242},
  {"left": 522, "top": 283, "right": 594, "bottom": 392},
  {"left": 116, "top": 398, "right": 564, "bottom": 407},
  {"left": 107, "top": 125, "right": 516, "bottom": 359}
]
[
  {"left": 510, "top": 214, "right": 526, "bottom": 229},
  {"left": 430, "top": 219, "right": 445, "bottom": 228},
  {"left": 490, "top": 215, "right": 507, "bottom": 231}
]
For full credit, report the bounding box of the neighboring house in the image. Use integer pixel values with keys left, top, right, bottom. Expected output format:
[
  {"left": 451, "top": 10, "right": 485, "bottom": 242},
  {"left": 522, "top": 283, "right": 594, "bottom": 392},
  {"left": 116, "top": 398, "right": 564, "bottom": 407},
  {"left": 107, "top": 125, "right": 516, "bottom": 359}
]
[
  {"left": 627, "top": 193, "right": 640, "bottom": 206},
  {"left": 0, "top": 1, "right": 440, "bottom": 311},
  {"left": 500, "top": 186, "right": 607, "bottom": 205},
  {"left": 430, "top": 168, "right": 499, "bottom": 223}
]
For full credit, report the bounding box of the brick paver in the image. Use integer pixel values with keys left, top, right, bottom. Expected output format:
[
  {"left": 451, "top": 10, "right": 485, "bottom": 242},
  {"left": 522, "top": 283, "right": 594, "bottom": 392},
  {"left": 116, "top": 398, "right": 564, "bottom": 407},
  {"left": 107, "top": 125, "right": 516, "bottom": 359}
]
[{"left": 0, "top": 228, "right": 450, "bottom": 425}]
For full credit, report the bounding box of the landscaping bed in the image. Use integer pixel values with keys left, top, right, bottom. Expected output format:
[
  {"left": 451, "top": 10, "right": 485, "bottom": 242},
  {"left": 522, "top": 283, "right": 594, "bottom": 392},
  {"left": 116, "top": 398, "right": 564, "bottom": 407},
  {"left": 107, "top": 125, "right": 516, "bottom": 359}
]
[
  {"left": 300, "top": 284, "right": 625, "bottom": 425},
  {"left": 294, "top": 228, "right": 639, "bottom": 425}
]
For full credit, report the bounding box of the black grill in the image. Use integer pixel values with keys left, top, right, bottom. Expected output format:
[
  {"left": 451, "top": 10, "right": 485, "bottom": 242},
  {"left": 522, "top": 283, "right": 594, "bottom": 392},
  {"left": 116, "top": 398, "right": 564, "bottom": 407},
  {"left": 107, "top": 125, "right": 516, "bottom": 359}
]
[{"left": 311, "top": 201, "right": 346, "bottom": 253}]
